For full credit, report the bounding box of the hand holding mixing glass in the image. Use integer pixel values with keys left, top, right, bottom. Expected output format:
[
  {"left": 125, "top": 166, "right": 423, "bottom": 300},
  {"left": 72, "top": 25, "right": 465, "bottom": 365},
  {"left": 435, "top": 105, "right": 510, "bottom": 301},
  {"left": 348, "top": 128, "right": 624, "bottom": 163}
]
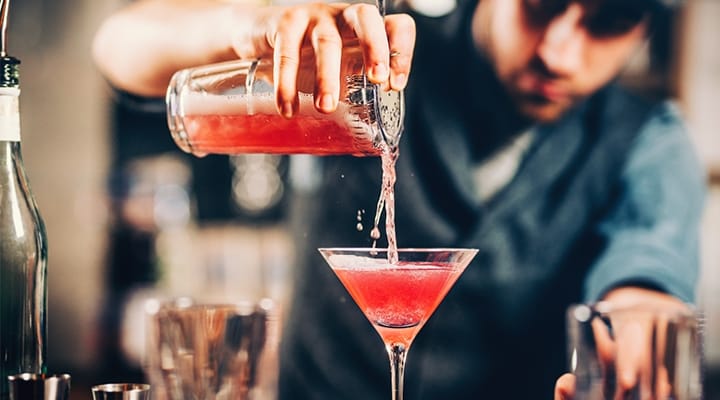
[{"left": 166, "top": 1, "right": 408, "bottom": 157}]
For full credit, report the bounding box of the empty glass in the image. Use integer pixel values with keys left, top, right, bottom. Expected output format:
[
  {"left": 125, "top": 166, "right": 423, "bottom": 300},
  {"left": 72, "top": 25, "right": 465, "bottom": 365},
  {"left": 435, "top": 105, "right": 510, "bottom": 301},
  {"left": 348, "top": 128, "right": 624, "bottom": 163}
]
[
  {"left": 91, "top": 383, "right": 150, "bottom": 400},
  {"left": 567, "top": 302, "right": 703, "bottom": 400},
  {"left": 144, "top": 298, "right": 278, "bottom": 400}
]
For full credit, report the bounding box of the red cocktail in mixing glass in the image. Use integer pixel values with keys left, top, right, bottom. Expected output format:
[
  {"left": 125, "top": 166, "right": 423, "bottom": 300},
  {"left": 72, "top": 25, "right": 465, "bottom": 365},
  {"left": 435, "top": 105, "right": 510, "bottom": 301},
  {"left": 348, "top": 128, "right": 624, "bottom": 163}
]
[{"left": 166, "top": 47, "right": 404, "bottom": 157}]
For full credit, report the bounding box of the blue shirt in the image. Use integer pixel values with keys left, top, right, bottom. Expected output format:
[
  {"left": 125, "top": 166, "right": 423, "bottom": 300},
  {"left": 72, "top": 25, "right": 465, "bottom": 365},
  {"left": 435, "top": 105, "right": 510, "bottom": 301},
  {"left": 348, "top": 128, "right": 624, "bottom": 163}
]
[
  {"left": 466, "top": 99, "right": 706, "bottom": 304},
  {"left": 584, "top": 101, "right": 705, "bottom": 303}
]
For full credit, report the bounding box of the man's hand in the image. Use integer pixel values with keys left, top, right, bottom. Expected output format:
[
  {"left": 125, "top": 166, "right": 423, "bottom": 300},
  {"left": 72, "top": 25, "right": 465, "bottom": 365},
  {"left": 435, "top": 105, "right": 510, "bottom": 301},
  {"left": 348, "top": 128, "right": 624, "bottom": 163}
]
[
  {"left": 601, "top": 286, "right": 690, "bottom": 399},
  {"left": 555, "top": 286, "right": 693, "bottom": 400},
  {"left": 239, "top": 3, "right": 415, "bottom": 117}
]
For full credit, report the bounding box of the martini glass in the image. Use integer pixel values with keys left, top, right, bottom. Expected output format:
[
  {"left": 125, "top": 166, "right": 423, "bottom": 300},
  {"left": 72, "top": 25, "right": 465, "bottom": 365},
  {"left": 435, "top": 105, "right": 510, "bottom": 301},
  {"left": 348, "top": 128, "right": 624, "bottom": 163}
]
[{"left": 319, "top": 247, "right": 478, "bottom": 400}]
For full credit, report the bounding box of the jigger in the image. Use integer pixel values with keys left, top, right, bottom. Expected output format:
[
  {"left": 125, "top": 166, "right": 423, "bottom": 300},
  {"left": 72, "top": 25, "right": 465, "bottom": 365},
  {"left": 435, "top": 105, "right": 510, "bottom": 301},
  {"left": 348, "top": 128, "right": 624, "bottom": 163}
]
[
  {"left": 91, "top": 383, "right": 150, "bottom": 400},
  {"left": 7, "top": 373, "right": 71, "bottom": 400}
]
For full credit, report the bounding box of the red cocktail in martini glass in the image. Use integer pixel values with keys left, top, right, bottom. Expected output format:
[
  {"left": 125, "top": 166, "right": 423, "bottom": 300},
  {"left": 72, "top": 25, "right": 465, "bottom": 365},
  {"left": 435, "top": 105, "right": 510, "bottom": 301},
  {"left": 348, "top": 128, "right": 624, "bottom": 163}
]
[{"left": 319, "top": 247, "right": 478, "bottom": 400}]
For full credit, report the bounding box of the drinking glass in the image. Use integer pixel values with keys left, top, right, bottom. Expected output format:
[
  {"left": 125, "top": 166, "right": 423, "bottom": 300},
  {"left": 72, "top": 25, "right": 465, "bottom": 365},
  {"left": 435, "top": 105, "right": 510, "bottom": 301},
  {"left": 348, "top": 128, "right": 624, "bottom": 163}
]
[
  {"left": 567, "top": 302, "right": 703, "bottom": 400},
  {"left": 165, "top": 49, "right": 404, "bottom": 158},
  {"left": 91, "top": 383, "right": 151, "bottom": 400},
  {"left": 319, "top": 247, "right": 478, "bottom": 400},
  {"left": 146, "top": 298, "right": 277, "bottom": 400}
]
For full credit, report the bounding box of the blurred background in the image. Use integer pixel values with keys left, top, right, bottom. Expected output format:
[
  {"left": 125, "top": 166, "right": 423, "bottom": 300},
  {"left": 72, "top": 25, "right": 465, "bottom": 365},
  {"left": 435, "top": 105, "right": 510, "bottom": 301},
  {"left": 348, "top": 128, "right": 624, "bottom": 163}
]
[{"left": 5, "top": 0, "right": 720, "bottom": 398}]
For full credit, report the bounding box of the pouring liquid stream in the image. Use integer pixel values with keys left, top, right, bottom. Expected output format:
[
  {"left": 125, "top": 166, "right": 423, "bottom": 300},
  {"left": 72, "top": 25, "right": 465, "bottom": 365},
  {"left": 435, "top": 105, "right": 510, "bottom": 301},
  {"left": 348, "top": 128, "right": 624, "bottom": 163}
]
[{"left": 369, "top": 144, "right": 399, "bottom": 265}]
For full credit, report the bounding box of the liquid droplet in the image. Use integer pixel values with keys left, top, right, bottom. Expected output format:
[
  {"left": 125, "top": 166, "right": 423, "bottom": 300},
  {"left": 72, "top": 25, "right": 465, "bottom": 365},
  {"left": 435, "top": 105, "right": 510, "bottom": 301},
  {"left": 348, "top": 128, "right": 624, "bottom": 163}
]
[{"left": 356, "top": 222, "right": 364, "bottom": 231}]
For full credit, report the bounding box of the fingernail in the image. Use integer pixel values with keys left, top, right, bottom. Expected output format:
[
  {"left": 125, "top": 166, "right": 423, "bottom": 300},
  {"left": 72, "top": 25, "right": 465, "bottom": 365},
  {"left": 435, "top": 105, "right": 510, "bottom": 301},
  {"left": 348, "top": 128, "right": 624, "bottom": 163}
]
[
  {"left": 318, "top": 93, "right": 335, "bottom": 112},
  {"left": 281, "top": 101, "right": 294, "bottom": 118},
  {"left": 371, "top": 63, "right": 389, "bottom": 81},
  {"left": 391, "top": 73, "right": 407, "bottom": 90}
]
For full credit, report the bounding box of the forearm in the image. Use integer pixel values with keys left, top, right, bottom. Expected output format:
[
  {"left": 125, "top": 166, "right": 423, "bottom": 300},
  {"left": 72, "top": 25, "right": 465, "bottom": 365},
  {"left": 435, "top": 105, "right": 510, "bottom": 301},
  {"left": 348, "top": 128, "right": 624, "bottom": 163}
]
[
  {"left": 583, "top": 102, "right": 705, "bottom": 305},
  {"left": 92, "top": 0, "right": 263, "bottom": 96}
]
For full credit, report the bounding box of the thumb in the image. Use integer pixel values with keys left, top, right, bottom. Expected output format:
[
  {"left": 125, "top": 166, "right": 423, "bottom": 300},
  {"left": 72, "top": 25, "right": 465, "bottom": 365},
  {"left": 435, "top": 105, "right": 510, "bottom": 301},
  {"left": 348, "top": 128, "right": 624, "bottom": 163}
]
[{"left": 555, "top": 373, "right": 576, "bottom": 400}]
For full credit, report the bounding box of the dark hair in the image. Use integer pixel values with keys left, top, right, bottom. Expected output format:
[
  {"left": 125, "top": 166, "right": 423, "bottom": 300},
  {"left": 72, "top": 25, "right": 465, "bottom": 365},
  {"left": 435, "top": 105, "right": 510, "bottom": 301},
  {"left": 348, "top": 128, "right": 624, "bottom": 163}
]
[{"left": 642, "top": 0, "right": 684, "bottom": 34}]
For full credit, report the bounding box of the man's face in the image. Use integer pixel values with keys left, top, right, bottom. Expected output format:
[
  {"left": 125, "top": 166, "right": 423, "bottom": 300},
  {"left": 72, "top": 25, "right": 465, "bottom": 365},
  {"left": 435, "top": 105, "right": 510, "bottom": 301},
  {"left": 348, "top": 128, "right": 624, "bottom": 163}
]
[{"left": 473, "top": 0, "right": 651, "bottom": 123}]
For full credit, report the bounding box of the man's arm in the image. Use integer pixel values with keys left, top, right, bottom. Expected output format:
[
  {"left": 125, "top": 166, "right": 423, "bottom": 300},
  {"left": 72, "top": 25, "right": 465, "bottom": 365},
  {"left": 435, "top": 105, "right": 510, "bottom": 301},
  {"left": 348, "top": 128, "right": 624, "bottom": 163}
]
[
  {"left": 92, "top": 0, "right": 415, "bottom": 114},
  {"left": 559, "top": 101, "right": 707, "bottom": 399},
  {"left": 584, "top": 101, "right": 706, "bottom": 305},
  {"left": 92, "top": 0, "right": 248, "bottom": 97}
]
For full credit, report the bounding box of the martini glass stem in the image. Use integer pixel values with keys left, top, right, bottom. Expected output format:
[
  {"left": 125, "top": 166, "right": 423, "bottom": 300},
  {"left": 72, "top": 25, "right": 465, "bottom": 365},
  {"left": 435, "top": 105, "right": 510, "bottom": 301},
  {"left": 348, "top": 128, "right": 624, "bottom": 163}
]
[{"left": 387, "top": 342, "right": 407, "bottom": 400}]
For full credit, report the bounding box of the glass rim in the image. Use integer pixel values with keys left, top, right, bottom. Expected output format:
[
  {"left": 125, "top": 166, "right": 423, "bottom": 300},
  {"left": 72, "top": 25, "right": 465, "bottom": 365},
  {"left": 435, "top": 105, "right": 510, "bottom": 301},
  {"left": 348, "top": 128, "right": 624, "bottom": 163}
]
[
  {"left": 91, "top": 383, "right": 151, "bottom": 392},
  {"left": 568, "top": 301, "right": 699, "bottom": 322},
  {"left": 318, "top": 247, "right": 479, "bottom": 253}
]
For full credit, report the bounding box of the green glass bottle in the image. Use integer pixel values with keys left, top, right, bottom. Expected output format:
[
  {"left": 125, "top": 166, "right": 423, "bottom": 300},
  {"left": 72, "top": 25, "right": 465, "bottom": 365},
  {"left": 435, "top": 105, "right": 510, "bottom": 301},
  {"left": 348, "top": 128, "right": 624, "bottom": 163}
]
[{"left": 0, "top": 0, "right": 48, "bottom": 398}]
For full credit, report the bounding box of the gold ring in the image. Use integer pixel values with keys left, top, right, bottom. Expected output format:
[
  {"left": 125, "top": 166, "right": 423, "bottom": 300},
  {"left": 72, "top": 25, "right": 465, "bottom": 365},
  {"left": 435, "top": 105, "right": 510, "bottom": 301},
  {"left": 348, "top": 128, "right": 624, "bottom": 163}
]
[{"left": 390, "top": 50, "right": 401, "bottom": 57}]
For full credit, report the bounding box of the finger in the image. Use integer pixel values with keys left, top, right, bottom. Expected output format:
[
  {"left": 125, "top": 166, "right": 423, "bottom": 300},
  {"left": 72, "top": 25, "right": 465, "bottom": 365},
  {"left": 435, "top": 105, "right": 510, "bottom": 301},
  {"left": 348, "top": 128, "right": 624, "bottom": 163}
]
[
  {"left": 592, "top": 317, "right": 616, "bottom": 367},
  {"left": 342, "top": 3, "right": 390, "bottom": 84},
  {"left": 656, "top": 364, "right": 672, "bottom": 399},
  {"left": 555, "top": 373, "right": 576, "bottom": 400},
  {"left": 310, "top": 15, "right": 343, "bottom": 113},
  {"left": 385, "top": 13, "right": 415, "bottom": 91},
  {"left": 654, "top": 310, "right": 697, "bottom": 399},
  {"left": 612, "top": 315, "right": 652, "bottom": 400},
  {"left": 590, "top": 317, "right": 619, "bottom": 398},
  {"left": 655, "top": 314, "right": 673, "bottom": 398},
  {"left": 273, "top": 8, "right": 309, "bottom": 118}
]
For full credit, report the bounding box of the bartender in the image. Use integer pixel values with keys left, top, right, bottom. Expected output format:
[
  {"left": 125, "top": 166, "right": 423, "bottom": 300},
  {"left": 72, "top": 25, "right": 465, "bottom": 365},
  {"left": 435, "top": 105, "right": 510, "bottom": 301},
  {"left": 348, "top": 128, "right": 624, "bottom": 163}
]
[{"left": 92, "top": 0, "right": 705, "bottom": 398}]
